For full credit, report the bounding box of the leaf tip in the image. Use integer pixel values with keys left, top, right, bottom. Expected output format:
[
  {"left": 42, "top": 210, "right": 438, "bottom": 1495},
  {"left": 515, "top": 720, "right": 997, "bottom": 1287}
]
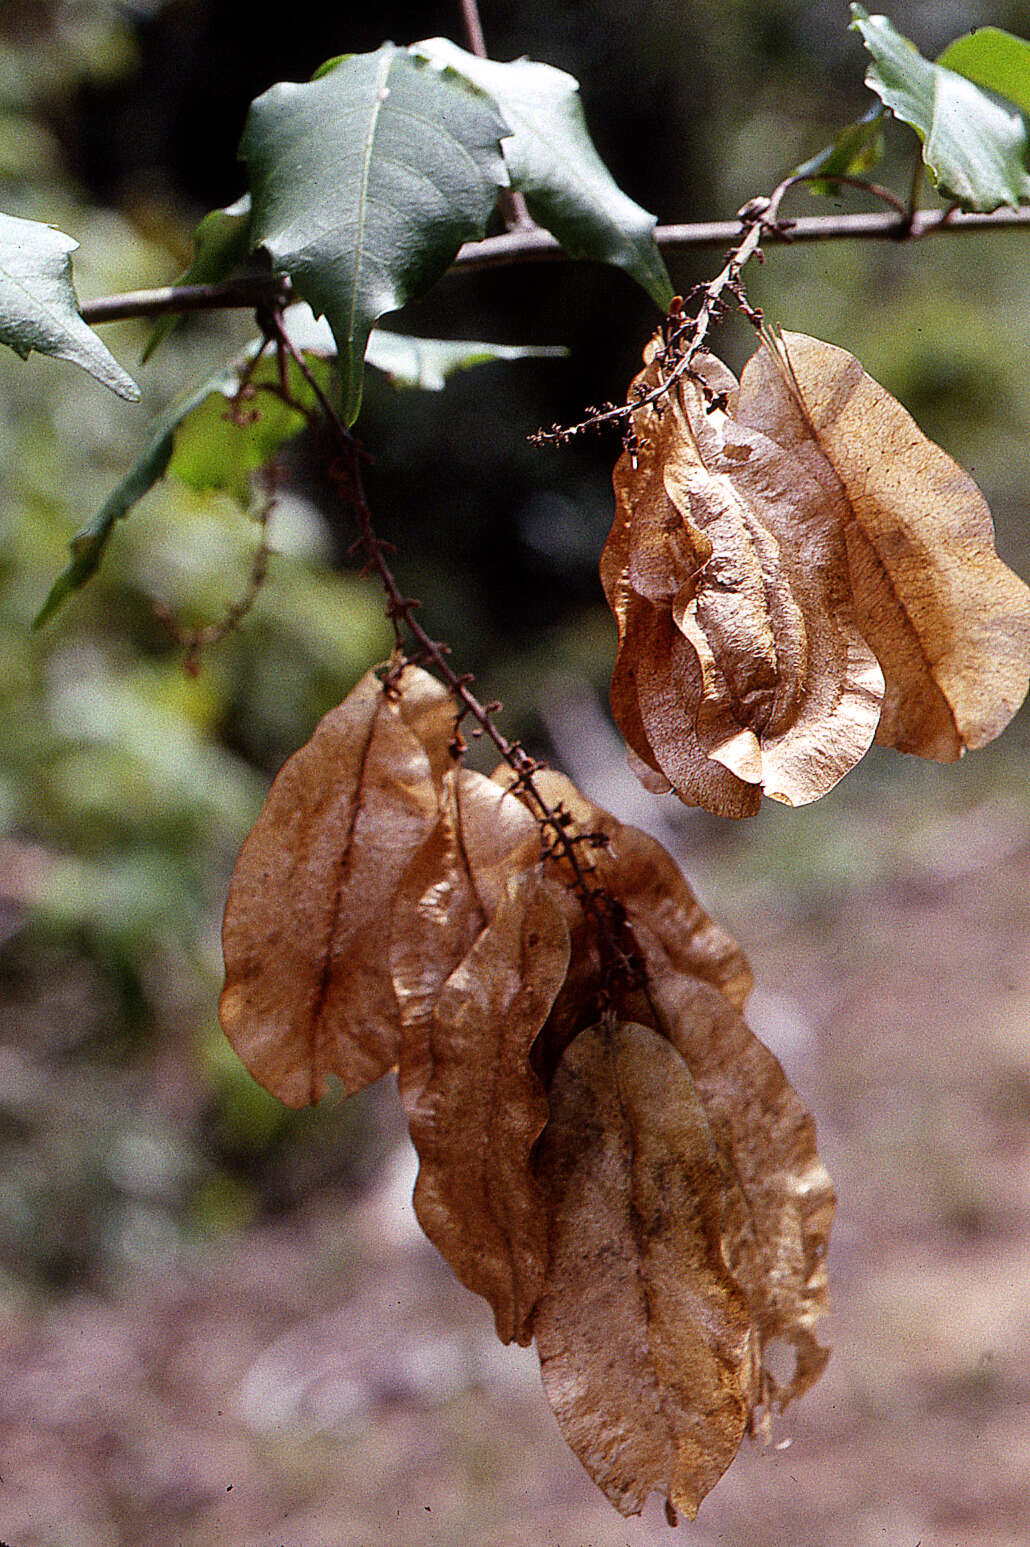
[{"left": 32, "top": 576, "right": 70, "bottom": 630}]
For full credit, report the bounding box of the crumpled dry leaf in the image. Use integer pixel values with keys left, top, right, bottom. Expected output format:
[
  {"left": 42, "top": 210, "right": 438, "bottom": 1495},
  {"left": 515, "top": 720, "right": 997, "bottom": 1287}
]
[
  {"left": 390, "top": 766, "right": 542, "bottom": 1111},
  {"left": 494, "top": 769, "right": 832, "bottom": 1507},
  {"left": 220, "top": 662, "right": 834, "bottom": 1520},
  {"left": 534, "top": 1019, "right": 757, "bottom": 1522},
  {"left": 605, "top": 329, "right": 1030, "bottom": 813},
  {"left": 519, "top": 775, "right": 829, "bottom": 1395},
  {"left": 494, "top": 766, "right": 752, "bottom": 1056},
  {"left": 220, "top": 665, "right": 454, "bottom": 1105},
  {"left": 407, "top": 874, "right": 570, "bottom": 1345}
]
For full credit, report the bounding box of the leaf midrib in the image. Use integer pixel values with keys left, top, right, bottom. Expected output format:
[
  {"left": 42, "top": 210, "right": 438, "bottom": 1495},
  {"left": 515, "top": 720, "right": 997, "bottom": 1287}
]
[{"left": 345, "top": 48, "right": 395, "bottom": 352}]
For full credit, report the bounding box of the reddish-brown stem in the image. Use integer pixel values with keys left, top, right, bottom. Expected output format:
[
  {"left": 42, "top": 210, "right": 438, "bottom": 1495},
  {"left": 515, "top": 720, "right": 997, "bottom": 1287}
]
[
  {"left": 153, "top": 481, "right": 276, "bottom": 671},
  {"left": 533, "top": 186, "right": 785, "bottom": 444},
  {"left": 262, "top": 305, "right": 638, "bottom": 993},
  {"left": 534, "top": 169, "right": 910, "bottom": 445},
  {"left": 458, "top": 0, "right": 488, "bottom": 58},
  {"left": 456, "top": 0, "right": 533, "bottom": 231}
]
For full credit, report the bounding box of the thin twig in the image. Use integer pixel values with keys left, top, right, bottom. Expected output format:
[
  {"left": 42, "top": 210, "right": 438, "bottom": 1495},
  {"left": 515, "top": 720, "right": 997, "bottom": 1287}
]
[
  {"left": 531, "top": 171, "right": 938, "bottom": 445},
  {"left": 82, "top": 274, "right": 289, "bottom": 324},
  {"left": 458, "top": 0, "right": 488, "bottom": 59},
  {"left": 906, "top": 153, "right": 925, "bottom": 227},
  {"left": 456, "top": 0, "right": 534, "bottom": 230},
  {"left": 80, "top": 200, "right": 1030, "bottom": 327},
  {"left": 261, "top": 304, "right": 639, "bottom": 992},
  {"left": 153, "top": 483, "right": 277, "bottom": 672},
  {"left": 533, "top": 178, "right": 794, "bottom": 444}
]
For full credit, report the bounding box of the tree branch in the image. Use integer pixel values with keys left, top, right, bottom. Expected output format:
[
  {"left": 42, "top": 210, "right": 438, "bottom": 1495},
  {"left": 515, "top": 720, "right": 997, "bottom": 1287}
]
[
  {"left": 81, "top": 274, "right": 288, "bottom": 324},
  {"left": 453, "top": 202, "right": 1030, "bottom": 271},
  {"left": 79, "top": 203, "right": 1030, "bottom": 325}
]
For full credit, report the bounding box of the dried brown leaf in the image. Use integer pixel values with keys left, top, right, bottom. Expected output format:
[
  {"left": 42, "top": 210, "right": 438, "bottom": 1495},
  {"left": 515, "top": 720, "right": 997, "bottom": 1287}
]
[
  {"left": 599, "top": 470, "right": 672, "bottom": 793},
  {"left": 498, "top": 766, "right": 753, "bottom": 1012},
  {"left": 619, "top": 602, "right": 763, "bottom": 818},
  {"left": 390, "top": 766, "right": 541, "bottom": 1111},
  {"left": 408, "top": 875, "right": 571, "bottom": 1345},
  {"left": 393, "top": 662, "right": 460, "bottom": 781},
  {"left": 533, "top": 1019, "right": 757, "bottom": 1521},
  {"left": 737, "top": 330, "right": 1030, "bottom": 759},
  {"left": 604, "top": 343, "right": 885, "bottom": 814},
  {"left": 602, "top": 457, "right": 758, "bottom": 814},
  {"left": 220, "top": 665, "right": 453, "bottom": 1106},
  {"left": 498, "top": 768, "right": 832, "bottom": 1424},
  {"left": 639, "top": 950, "right": 835, "bottom": 1411}
]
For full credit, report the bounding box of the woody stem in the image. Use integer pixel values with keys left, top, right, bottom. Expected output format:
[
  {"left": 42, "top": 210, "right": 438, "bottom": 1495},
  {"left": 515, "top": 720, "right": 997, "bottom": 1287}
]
[{"left": 262, "top": 305, "right": 638, "bottom": 991}]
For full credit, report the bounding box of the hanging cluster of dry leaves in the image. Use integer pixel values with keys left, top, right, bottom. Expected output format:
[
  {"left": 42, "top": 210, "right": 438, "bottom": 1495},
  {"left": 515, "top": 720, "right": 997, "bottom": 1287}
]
[
  {"left": 220, "top": 663, "right": 834, "bottom": 1521},
  {"left": 219, "top": 318, "right": 1030, "bottom": 1522},
  {"left": 603, "top": 328, "right": 1030, "bottom": 816}
]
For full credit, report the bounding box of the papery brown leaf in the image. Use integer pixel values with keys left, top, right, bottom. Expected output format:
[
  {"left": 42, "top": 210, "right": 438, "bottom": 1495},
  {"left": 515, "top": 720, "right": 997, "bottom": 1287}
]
[
  {"left": 602, "top": 467, "right": 759, "bottom": 816},
  {"left": 501, "top": 767, "right": 833, "bottom": 1418},
  {"left": 407, "top": 875, "right": 571, "bottom": 1345},
  {"left": 638, "top": 944, "right": 835, "bottom": 1411},
  {"left": 393, "top": 662, "right": 461, "bottom": 780},
  {"left": 496, "top": 766, "right": 753, "bottom": 1013},
  {"left": 390, "top": 766, "right": 542, "bottom": 1111},
  {"left": 533, "top": 1019, "right": 757, "bottom": 1521},
  {"left": 598, "top": 472, "right": 671, "bottom": 792},
  {"left": 736, "top": 330, "right": 1030, "bottom": 759},
  {"left": 220, "top": 665, "right": 454, "bottom": 1106},
  {"left": 604, "top": 344, "right": 885, "bottom": 814}
]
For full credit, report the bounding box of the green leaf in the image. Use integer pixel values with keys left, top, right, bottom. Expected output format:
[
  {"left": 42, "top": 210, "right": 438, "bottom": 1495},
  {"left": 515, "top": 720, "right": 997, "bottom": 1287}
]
[
  {"left": 35, "top": 328, "right": 334, "bottom": 626},
  {"left": 239, "top": 43, "right": 509, "bottom": 424},
  {"left": 413, "top": 37, "right": 673, "bottom": 309},
  {"left": 168, "top": 361, "right": 313, "bottom": 501},
  {"left": 142, "top": 195, "right": 253, "bottom": 362},
  {"left": 936, "top": 27, "right": 1030, "bottom": 117},
  {"left": 266, "top": 300, "right": 567, "bottom": 387},
  {"left": 366, "top": 329, "right": 567, "bottom": 390},
  {"left": 34, "top": 372, "right": 229, "bottom": 627},
  {"left": 0, "top": 210, "right": 140, "bottom": 399},
  {"left": 35, "top": 287, "right": 567, "bottom": 626},
  {"left": 850, "top": 6, "right": 1030, "bottom": 211},
  {"left": 793, "top": 106, "right": 886, "bottom": 191}
]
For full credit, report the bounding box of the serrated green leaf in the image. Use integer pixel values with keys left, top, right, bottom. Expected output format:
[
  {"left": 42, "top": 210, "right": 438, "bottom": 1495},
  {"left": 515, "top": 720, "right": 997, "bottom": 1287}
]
[
  {"left": 0, "top": 210, "right": 140, "bottom": 399},
  {"left": 793, "top": 105, "right": 886, "bottom": 191},
  {"left": 936, "top": 27, "right": 1030, "bottom": 117},
  {"left": 414, "top": 37, "right": 673, "bottom": 309},
  {"left": 850, "top": 6, "right": 1030, "bottom": 211},
  {"left": 143, "top": 195, "right": 253, "bottom": 362},
  {"left": 239, "top": 43, "right": 509, "bottom": 424}
]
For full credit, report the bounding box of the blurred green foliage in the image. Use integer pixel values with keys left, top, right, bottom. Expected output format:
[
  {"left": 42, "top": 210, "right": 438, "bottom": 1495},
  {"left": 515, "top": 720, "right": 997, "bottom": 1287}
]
[
  {"left": 2, "top": 0, "right": 1029, "bottom": 1302},
  {"left": 0, "top": 0, "right": 398, "bottom": 1297}
]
